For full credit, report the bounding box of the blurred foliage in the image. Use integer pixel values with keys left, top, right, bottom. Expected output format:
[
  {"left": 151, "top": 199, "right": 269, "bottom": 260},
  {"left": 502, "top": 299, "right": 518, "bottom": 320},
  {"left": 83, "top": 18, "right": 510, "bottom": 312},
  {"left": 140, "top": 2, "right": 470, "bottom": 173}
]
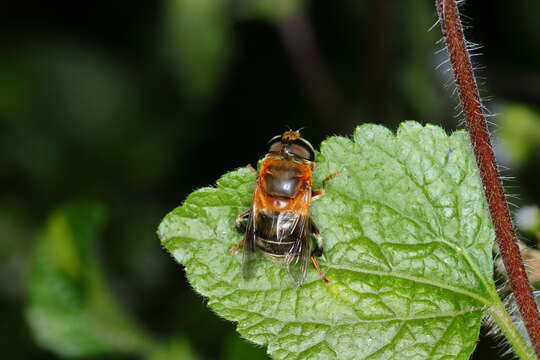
[
  {"left": 26, "top": 203, "right": 157, "bottom": 357},
  {"left": 0, "top": 0, "right": 539, "bottom": 359},
  {"left": 146, "top": 338, "right": 197, "bottom": 360},
  {"left": 0, "top": 41, "right": 185, "bottom": 201},
  {"left": 516, "top": 206, "right": 540, "bottom": 235},
  {"left": 233, "top": 0, "right": 305, "bottom": 22},
  {"left": 396, "top": 1, "right": 443, "bottom": 123},
  {"left": 163, "top": 0, "right": 231, "bottom": 105},
  {"left": 499, "top": 103, "right": 540, "bottom": 166}
]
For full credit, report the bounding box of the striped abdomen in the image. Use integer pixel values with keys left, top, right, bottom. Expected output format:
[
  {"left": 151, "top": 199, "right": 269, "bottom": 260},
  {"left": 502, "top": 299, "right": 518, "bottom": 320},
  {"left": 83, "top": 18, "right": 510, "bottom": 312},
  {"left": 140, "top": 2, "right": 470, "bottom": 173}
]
[{"left": 254, "top": 210, "right": 307, "bottom": 262}]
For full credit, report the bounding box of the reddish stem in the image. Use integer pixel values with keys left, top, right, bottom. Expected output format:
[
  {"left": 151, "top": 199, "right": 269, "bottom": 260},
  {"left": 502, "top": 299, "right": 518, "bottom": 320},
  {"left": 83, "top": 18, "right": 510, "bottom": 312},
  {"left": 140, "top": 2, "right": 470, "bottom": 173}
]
[{"left": 436, "top": 0, "right": 540, "bottom": 357}]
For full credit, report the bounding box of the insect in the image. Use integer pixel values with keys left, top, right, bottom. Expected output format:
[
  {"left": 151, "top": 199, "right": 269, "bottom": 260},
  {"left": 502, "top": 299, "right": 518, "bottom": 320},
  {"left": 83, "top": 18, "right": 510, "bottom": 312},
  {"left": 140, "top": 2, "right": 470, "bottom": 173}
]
[{"left": 233, "top": 130, "right": 334, "bottom": 287}]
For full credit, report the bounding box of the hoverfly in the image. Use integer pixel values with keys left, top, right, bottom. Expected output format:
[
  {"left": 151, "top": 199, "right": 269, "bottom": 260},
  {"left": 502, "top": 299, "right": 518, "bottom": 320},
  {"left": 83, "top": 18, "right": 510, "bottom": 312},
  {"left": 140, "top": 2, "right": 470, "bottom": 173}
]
[{"left": 233, "top": 130, "right": 332, "bottom": 287}]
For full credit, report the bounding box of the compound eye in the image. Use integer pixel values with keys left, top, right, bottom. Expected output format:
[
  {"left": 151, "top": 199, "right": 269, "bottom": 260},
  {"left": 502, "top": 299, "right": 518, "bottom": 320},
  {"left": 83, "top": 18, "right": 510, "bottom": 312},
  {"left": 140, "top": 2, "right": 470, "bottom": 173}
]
[
  {"left": 268, "top": 141, "right": 283, "bottom": 153},
  {"left": 286, "top": 143, "right": 312, "bottom": 160}
]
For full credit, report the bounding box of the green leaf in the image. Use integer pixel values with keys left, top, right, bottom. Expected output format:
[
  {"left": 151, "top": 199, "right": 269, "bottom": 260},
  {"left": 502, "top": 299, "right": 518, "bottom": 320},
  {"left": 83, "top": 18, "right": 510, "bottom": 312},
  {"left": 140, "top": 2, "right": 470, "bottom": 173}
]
[
  {"left": 27, "top": 202, "right": 157, "bottom": 357},
  {"left": 158, "top": 122, "right": 501, "bottom": 359},
  {"left": 162, "top": 0, "right": 231, "bottom": 105}
]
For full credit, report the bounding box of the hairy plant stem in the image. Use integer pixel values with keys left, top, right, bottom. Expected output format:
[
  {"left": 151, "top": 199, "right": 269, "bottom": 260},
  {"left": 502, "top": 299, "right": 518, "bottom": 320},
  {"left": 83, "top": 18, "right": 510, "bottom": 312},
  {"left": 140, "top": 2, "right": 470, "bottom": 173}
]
[
  {"left": 436, "top": 0, "right": 540, "bottom": 357},
  {"left": 491, "top": 302, "right": 537, "bottom": 360}
]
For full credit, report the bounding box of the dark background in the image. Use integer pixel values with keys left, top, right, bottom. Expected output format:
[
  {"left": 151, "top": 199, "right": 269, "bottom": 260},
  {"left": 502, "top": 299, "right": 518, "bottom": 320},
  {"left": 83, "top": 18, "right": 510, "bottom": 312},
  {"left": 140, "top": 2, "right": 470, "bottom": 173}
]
[{"left": 2, "top": 0, "right": 540, "bottom": 359}]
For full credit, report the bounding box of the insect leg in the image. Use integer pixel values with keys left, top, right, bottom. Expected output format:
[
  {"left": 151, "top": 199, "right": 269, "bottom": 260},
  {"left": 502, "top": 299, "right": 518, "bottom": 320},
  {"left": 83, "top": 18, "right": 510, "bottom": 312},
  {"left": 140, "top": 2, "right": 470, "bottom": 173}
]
[
  {"left": 322, "top": 171, "right": 339, "bottom": 187},
  {"left": 229, "top": 240, "right": 245, "bottom": 256},
  {"left": 310, "top": 219, "right": 323, "bottom": 257},
  {"left": 235, "top": 209, "right": 251, "bottom": 233},
  {"left": 312, "top": 171, "right": 340, "bottom": 199},
  {"left": 311, "top": 188, "right": 325, "bottom": 198},
  {"left": 310, "top": 256, "right": 329, "bottom": 284}
]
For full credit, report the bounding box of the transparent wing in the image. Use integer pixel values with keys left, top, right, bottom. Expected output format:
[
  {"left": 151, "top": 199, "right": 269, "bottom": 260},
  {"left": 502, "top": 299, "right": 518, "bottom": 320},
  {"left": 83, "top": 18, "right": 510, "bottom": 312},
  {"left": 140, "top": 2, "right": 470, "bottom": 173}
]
[
  {"left": 241, "top": 203, "right": 258, "bottom": 281},
  {"left": 282, "top": 192, "right": 312, "bottom": 287}
]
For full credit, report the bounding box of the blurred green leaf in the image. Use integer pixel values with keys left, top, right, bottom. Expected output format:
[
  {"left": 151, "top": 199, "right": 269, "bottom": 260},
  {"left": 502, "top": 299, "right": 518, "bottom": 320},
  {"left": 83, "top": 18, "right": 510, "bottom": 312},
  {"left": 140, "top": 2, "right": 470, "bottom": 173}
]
[
  {"left": 147, "top": 338, "right": 197, "bottom": 360},
  {"left": 26, "top": 202, "right": 157, "bottom": 357},
  {"left": 163, "top": 0, "right": 231, "bottom": 104},
  {"left": 499, "top": 103, "right": 540, "bottom": 165},
  {"left": 159, "top": 122, "right": 501, "bottom": 359}
]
